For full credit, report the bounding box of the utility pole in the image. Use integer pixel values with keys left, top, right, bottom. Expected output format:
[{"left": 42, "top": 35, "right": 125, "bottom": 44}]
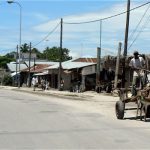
[
  {"left": 7, "top": 1, "right": 22, "bottom": 88},
  {"left": 95, "top": 20, "right": 102, "bottom": 92},
  {"left": 28, "top": 42, "right": 31, "bottom": 87},
  {"left": 34, "top": 57, "right": 36, "bottom": 71},
  {"left": 96, "top": 47, "right": 101, "bottom": 85},
  {"left": 96, "top": 20, "right": 102, "bottom": 88},
  {"left": 15, "top": 45, "right": 18, "bottom": 87},
  {"left": 122, "top": 0, "right": 130, "bottom": 87},
  {"left": 124, "top": 0, "right": 130, "bottom": 56},
  {"left": 98, "top": 20, "right": 102, "bottom": 84},
  {"left": 58, "top": 18, "right": 63, "bottom": 91},
  {"left": 114, "top": 42, "right": 122, "bottom": 89}
]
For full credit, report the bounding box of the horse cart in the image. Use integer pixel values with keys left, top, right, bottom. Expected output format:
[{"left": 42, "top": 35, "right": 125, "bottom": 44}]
[
  {"left": 115, "top": 70, "right": 150, "bottom": 121},
  {"left": 115, "top": 87, "right": 150, "bottom": 121}
]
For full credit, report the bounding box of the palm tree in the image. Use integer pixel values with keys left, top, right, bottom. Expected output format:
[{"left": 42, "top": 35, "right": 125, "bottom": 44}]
[{"left": 20, "top": 43, "right": 29, "bottom": 53}]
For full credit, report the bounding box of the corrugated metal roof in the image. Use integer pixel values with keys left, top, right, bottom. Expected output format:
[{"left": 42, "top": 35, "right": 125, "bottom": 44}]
[
  {"left": 46, "top": 61, "right": 96, "bottom": 70},
  {"left": 34, "top": 71, "right": 49, "bottom": 76},
  {"left": 24, "top": 61, "right": 58, "bottom": 66},
  {"left": 7, "top": 63, "right": 28, "bottom": 72},
  {"left": 7, "top": 61, "right": 59, "bottom": 72},
  {"left": 73, "top": 58, "right": 97, "bottom": 63},
  {"left": 22, "top": 64, "right": 50, "bottom": 73}
]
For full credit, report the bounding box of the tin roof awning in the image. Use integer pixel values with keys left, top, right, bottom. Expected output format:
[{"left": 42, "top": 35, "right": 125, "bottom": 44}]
[{"left": 34, "top": 71, "right": 48, "bottom": 76}]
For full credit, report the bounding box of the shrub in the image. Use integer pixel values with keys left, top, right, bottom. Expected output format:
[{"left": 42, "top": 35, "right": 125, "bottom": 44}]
[{"left": 2, "top": 75, "right": 13, "bottom": 86}]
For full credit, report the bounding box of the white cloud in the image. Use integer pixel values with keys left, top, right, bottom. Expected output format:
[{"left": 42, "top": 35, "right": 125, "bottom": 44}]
[
  {"left": 1, "top": 1, "right": 149, "bottom": 56},
  {"left": 34, "top": 3, "right": 149, "bottom": 32},
  {"left": 33, "top": 13, "right": 50, "bottom": 21},
  {"left": 69, "top": 51, "right": 80, "bottom": 58},
  {"left": 24, "top": 12, "right": 50, "bottom": 22},
  {"left": 33, "top": 19, "right": 60, "bottom": 32}
]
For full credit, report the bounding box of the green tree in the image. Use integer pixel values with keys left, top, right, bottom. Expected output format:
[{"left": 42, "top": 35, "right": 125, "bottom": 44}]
[
  {"left": 5, "top": 51, "right": 16, "bottom": 59},
  {"left": 20, "top": 43, "right": 29, "bottom": 53},
  {"left": 31, "top": 48, "right": 44, "bottom": 59},
  {"left": 20, "top": 43, "right": 45, "bottom": 59},
  {"left": 43, "top": 46, "right": 72, "bottom": 61},
  {"left": 0, "top": 56, "right": 15, "bottom": 68}
]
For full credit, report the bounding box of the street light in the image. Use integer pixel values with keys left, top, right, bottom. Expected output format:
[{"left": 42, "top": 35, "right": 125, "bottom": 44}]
[{"left": 7, "top": 0, "right": 22, "bottom": 88}]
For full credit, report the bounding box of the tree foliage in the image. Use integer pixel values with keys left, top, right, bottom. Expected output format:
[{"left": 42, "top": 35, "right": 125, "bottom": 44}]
[
  {"left": 1, "top": 43, "right": 72, "bottom": 68},
  {"left": 2, "top": 75, "right": 13, "bottom": 86},
  {"left": 43, "top": 46, "right": 72, "bottom": 61},
  {"left": 20, "top": 43, "right": 29, "bottom": 53},
  {"left": 20, "top": 44, "right": 72, "bottom": 61},
  {"left": 0, "top": 56, "right": 15, "bottom": 68},
  {"left": 31, "top": 48, "right": 44, "bottom": 59},
  {"left": 5, "top": 51, "right": 16, "bottom": 59},
  {"left": 20, "top": 43, "right": 44, "bottom": 59}
]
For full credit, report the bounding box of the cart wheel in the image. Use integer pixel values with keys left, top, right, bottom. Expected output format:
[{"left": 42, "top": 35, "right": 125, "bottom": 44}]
[{"left": 115, "top": 101, "right": 125, "bottom": 119}]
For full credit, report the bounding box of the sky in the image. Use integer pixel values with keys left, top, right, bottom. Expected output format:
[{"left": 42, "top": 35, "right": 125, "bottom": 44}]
[{"left": 0, "top": 0, "right": 149, "bottom": 58}]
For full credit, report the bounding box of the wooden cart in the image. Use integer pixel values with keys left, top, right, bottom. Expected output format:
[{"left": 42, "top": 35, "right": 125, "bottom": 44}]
[{"left": 115, "top": 86, "right": 150, "bottom": 121}]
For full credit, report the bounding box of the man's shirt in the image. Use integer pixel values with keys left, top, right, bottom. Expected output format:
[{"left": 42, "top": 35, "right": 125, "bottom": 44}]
[{"left": 129, "top": 56, "right": 145, "bottom": 76}]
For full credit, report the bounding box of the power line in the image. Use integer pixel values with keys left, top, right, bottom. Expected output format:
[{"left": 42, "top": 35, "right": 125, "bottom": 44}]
[
  {"left": 128, "top": 13, "right": 150, "bottom": 50},
  {"left": 0, "top": 48, "right": 16, "bottom": 53},
  {"left": 1, "top": 2, "right": 149, "bottom": 54},
  {"left": 128, "top": 3, "right": 150, "bottom": 41},
  {"left": 32, "top": 21, "right": 60, "bottom": 47},
  {"left": 64, "top": 2, "right": 150, "bottom": 24},
  {"left": 0, "top": 21, "right": 60, "bottom": 53}
]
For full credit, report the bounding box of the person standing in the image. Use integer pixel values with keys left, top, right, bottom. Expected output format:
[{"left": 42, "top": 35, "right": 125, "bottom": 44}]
[
  {"left": 129, "top": 51, "right": 145, "bottom": 96},
  {"left": 32, "top": 77, "right": 36, "bottom": 91},
  {"left": 46, "top": 80, "right": 49, "bottom": 90},
  {"left": 60, "top": 78, "right": 64, "bottom": 91},
  {"left": 32, "top": 76, "right": 38, "bottom": 91}
]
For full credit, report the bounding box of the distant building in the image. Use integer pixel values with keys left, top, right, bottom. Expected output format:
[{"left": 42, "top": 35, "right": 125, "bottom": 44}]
[
  {"left": 21, "top": 53, "right": 37, "bottom": 61},
  {"left": 13, "top": 52, "right": 37, "bottom": 62}
]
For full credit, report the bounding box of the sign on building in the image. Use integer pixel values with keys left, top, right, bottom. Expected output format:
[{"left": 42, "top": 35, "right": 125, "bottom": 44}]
[{"left": 82, "top": 65, "right": 96, "bottom": 75}]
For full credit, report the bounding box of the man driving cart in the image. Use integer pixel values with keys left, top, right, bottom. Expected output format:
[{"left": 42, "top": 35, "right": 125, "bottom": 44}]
[
  {"left": 129, "top": 51, "right": 146, "bottom": 96},
  {"left": 115, "top": 51, "right": 150, "bottom": 120}
]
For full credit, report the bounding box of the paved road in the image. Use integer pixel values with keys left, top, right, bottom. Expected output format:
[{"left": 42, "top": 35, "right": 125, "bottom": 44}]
[{"left": 0, "top": 89, "right": 150, "bottom": 149}]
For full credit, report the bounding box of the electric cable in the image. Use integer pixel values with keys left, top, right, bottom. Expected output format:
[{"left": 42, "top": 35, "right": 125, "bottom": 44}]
[
  {"left": 32, "top": 21, "right": 60, "bottom": 47},
  {"left": 0, "top": 48, "right": 16, "bottom": 53},
  {"left": 128, "top": 4, "right": 150, "bottom": 41},
  {"left": 0, "top": 21, "right": 60, "bottom": 53},
  {"left": 128, "top": 13, "right": 150, "bottom": 50},
  {"left": 64, "top": 2, "right": 150, "bottom": 24},
  {"left": 1, "top": 2, "right": 149, "bottom": 54}
]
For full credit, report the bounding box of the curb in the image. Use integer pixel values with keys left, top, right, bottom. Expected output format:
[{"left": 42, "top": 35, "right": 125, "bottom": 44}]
[
  {"left": 0, "top": 86, "right": 118, "bottom": 101},
  {"left": 12, "top": 88, "right": 89, "bottom": 101}
]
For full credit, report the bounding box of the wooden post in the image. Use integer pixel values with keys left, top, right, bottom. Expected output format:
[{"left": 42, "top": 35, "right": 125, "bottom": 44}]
[
  {"left": 122, "top": 0, "right": 130, "bottom": 88},
  {"left": 96, "top": 47, "right": 101, "bottom": 85},
  {"left": 114, "top": 42, "right": 122, "bottom": 89},
  {"left": 124, "top": 0, "right": 130, "bottom": 57},
  {"left": 34, "top": 57, "right": 35, "bottom": 70},
  {"left": 15, "top": 45, "right": 18, "bottom": 86},
  {"left": 58, "top": 18, "right": 63, "bottom": 90},
  {"left": 28, "top": 42, "right": 31, "bottom": 87}
]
